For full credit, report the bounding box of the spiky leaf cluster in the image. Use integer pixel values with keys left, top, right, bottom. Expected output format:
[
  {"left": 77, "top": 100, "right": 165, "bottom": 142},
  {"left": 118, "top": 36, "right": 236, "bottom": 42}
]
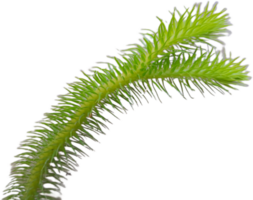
[{"left": 1, "top": 0, "right": 252, "bottom": 200}]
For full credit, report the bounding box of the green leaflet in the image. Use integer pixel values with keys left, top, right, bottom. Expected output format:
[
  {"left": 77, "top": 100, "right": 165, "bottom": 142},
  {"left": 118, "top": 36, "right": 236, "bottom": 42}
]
[{"left": 3, "top": 2, "right": 250, "bottom": 200}]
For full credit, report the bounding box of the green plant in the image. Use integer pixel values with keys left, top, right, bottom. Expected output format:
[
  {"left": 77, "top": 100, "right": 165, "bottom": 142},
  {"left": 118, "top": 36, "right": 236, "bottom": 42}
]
[{"left": 3, "top": 2, "right": 250, "bottom": 200}]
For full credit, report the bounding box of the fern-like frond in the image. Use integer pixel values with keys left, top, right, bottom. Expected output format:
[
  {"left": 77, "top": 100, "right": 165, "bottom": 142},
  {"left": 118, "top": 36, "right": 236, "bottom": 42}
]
[{"left": 3, "top": 2, "right": 250, "bottom": 200}]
